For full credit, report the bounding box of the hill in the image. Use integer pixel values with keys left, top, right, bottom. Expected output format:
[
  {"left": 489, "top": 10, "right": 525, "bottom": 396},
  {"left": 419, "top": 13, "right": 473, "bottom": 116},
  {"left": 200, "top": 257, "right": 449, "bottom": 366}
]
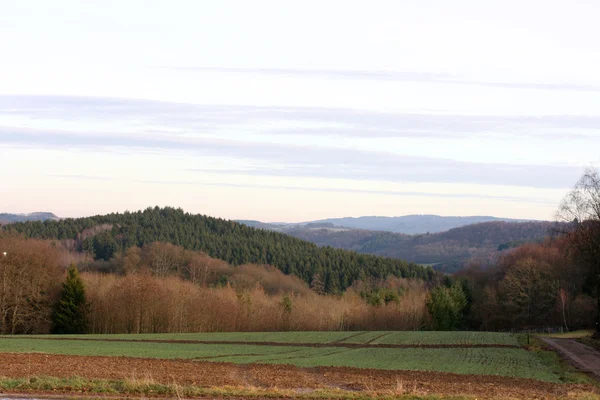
[
  {"left": 2, "top": 207, "right": 434, "bottom": 291},
  {"left": 0, "top": 212, "right": 59, "bottom": 224},
  {"left": 246, "top": 220, "right": 558, "bottom": 273},
  {"left": 297, "top": 215, "right": 531, "bottom": 234}
]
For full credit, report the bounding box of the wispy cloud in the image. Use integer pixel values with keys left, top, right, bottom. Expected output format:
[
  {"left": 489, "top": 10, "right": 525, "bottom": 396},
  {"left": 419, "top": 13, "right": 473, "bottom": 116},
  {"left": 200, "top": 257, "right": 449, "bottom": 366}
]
[
  {"left": 1, "top": 95, "right": 599, "bottom": 139},
  {"left": 164, "top": 67, "right": 600, "bottom": 92},
  {"left": 0, "top": 95, "right": 593, "bottom": 191},
  {"left": 47, "top": 173, "right": 556, "bottom": 205},
  {"left": 2, "top": 125, "right": 582, "bottom": 189}
]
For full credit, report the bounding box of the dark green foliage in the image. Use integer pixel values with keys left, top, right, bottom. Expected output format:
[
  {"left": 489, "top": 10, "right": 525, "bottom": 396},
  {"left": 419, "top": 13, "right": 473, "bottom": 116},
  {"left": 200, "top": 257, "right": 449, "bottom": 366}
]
[
  {"left": 457, "top": 277, "right": 473, "bottom": 321},
  {"left": 427, "top": 282, "right": 468, "bottom": 330},
  {"left": 360, "top": 287, "right": 401, "bottom": 306},
  {"left": 91, "top": 231, "right": 119, "bottom": 261},
  {"left": 51, "top": 265, "right": 89, "bottom": 334},
  {"left": 81, "top": 237, "right": 95, "bottom": 256},
  {"left": 82, "top": 231, "right": 120, "bottom": 261},
  {"left": 4, "top": 207, "right": 435, "bottom": 292}
]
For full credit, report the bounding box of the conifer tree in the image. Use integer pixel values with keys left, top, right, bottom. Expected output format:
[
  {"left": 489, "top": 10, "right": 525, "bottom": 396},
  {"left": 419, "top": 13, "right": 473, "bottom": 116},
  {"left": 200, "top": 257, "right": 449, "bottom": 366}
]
[{"left": 51, "top": 264, "right": 89, "bottom": 334}]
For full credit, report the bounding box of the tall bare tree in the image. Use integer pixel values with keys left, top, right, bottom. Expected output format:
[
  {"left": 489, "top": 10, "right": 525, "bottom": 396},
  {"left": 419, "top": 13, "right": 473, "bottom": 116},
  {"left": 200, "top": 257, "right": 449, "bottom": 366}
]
[
  {"left": 557, "top": 167, "right": 600, "bottom": 334},
  {"left": 499, "top": 257, "right": 558, "bottom": 327},
  {"left": 0, "top": 236, "right": 62, "bottom": 333}
]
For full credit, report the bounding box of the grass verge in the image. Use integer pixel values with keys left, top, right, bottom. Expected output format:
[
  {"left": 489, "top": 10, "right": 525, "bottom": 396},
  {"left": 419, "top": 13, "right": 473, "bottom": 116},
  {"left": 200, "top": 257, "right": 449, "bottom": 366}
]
[
  {"left": 0, "top": 375, "right": 475, "bottom": 400},
  {"left": 538, "top": 330, "right": 595, "bottom": 339},
  {"left": 516, "top": 334, "right": 599, "bottom": 385}
]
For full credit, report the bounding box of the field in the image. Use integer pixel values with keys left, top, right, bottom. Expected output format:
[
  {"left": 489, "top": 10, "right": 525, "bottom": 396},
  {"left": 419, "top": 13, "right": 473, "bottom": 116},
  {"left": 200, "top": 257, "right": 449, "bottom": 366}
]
[
  {"left": 30, "top": 330, "right": 522, "bottom": 345},
  {"left": 0, "top": 331, "right": 598, "bottom": 400}
]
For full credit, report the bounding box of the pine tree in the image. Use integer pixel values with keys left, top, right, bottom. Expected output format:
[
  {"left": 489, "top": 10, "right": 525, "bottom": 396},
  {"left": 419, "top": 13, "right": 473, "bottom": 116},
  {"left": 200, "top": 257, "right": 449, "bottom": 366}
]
[{"left": 51, "top": 264, "right": 89, "bottom": 334}]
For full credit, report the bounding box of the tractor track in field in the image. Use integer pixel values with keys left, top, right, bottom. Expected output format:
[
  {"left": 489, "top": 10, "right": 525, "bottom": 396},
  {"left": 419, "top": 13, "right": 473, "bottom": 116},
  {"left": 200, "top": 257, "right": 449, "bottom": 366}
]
[
  {"left": 364, "top": 332, "right": 391, "bottom": 344},
  {"left": 330, "top": 331, "right": 369, "bottom": 344},
  {"left": 0, "top": 336, "right": 521, "bottom": 349},
  {"left": 0, "top": 352, "right": 597, "bottom": 400}
]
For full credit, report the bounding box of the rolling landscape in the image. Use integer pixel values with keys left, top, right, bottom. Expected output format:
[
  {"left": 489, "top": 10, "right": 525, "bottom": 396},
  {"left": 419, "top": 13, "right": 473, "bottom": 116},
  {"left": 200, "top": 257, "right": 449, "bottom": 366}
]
[
  {"left": 1, "top": 199, "right": 599, "bottom": 399},
  {"left": 2, "top": 2, "right": 600, "bottom": 400},
  {"left": 241, "top": 217, "right": 557, "bottom": 272},
  {"left": 242, "top": 214, "right": 535, "bottom": 234}
]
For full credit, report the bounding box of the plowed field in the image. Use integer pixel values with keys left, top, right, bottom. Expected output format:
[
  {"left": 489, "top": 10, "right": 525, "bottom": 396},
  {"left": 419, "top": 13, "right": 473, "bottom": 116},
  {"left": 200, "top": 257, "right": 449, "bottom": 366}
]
[
  {"left": 0, "top": 353, "right": 597, "bottom": 400},
  {"left": 0, "top": 336, "right": 558, "bottom": 381}
]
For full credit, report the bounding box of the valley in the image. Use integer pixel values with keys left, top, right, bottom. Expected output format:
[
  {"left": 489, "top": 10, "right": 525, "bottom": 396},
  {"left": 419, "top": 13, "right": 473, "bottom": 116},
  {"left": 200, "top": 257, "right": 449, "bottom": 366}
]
[{"left": 242, "top": 218, "right": 556, "bottom": 272}]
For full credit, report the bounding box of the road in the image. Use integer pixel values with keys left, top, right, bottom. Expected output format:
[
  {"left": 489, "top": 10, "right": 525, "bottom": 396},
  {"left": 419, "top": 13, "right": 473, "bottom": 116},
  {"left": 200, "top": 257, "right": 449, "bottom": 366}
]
[{"left": 542, "top": 337, "right": 600, "bottom": 379}]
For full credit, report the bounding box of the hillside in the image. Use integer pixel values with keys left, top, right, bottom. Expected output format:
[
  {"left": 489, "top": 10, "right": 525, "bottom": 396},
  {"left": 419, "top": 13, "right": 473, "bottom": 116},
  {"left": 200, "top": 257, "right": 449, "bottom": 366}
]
[
  {"left": 2, "top": 207, "right": 434, "bottom": 291},
  {"left": 297, "top": 215, "right": 531, "bottom": 234},
  {"left": 0, "top": 212, "right": 59, "bottom": 224},
  {"left": 256, "top": 221, "right": 558, "bottom": 273}
]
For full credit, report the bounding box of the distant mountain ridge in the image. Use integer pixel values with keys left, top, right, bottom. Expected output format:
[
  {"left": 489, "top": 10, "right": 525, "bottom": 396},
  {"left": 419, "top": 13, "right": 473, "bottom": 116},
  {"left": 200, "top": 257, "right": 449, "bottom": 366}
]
[
  {"left": 238, "top": 217, "right": 557, "bottom": 273},
  {"left": 299, "top": 215, "right": 532, "bottom": 234},
  {"left": 0, "top": 212, "right": 59, "bottom": 224}
]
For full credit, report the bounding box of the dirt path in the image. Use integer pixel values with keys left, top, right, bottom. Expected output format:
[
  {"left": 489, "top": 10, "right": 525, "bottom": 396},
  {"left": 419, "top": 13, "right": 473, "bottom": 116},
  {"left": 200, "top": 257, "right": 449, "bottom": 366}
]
[
  {"left": 0, "top": 352, "right": 597, "bottom": 399},
  {"left": 542, "top": 337, "right": 600, "bottom": 379},
  {"left": 0, "top": 336, "right": 520, "bottom": 349}
]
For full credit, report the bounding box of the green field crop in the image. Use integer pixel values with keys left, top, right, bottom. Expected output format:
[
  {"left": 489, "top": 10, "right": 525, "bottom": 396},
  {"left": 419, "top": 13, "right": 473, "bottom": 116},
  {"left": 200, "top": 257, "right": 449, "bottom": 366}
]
[
  {"left": 26, "top": 331, "right": 520, "bottom": 345},
  {"left": 31, "top": 331, "right": 354, "bottom": 343},
  {"left": 0, "top": 336, "right": 558, "bottom": 382},
  {"left": 342, "top": 331, "right": 521, "bottom": 346}
]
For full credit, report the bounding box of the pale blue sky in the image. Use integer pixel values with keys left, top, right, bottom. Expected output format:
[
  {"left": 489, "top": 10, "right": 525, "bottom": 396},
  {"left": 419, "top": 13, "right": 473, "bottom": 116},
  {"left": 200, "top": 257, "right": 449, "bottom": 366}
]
[{"left": 1, "top": 0, "right": 599, "bottom": 221}]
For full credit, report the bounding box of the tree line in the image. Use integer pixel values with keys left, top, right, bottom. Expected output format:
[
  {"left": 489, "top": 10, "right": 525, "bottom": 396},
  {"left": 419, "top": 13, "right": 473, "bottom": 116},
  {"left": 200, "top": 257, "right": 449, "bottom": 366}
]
[
  {"left": 0, "top": 235, "right": 428, "bottom": 334},
  {"left": 3, "top": 207, "right": 435, "bottom": 292},
  {"left": 457, "top": 168, "right": 600, "bottom": 333}
]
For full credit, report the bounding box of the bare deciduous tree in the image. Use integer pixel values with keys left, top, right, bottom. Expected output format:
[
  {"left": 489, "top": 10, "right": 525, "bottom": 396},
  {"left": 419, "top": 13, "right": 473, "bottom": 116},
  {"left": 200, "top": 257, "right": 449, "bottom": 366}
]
[
  {"left": 558, "top": 287, "right": 569, "bottom": 332},
  {"left": 146, "top": 242, "right": 180, "bottom": 277},
  {"left": 557, "top": 167, "right": 600, "bottom": 334},
  {"left": 0, "top": 236, "right": 62, "bottom": 333},
  {"left": 499, "top": 257, "right": 558, "bottom": 327}
]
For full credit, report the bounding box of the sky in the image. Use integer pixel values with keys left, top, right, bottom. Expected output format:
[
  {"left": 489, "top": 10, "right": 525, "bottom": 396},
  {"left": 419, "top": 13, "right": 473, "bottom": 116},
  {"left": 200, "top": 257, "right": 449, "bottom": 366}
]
[{"left": 1, "top": 1, "right": 599, "bottom": 222}]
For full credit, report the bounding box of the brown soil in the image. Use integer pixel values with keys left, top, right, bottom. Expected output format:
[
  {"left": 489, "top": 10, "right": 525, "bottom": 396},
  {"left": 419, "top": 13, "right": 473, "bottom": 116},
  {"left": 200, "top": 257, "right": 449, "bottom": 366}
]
[
  {"left": 0, "top": 336, "right": 521, "bottom": 349},
  {"left": 0, "top": 352, "right": 598, "bottom": 399},
  {"left": 542, "top": 337, "right": 600, "bottom": 379}
]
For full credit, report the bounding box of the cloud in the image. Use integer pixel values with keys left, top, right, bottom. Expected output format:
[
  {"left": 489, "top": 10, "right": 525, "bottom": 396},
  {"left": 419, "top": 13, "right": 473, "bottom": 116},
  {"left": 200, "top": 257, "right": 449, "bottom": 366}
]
[
  {"left": 47, "top": 173, "right": 556, "bottom": 205},
  {"left": 1, "top": 125, "right": 583, "bottom": 189},
  {"left": 1, "top": 95, "right": 599, "bottom": 139},
  {"left": 0, "top": 95, "right": 592, "bottom": 190},
  {"left": 163, "top": 67, "right": 600, "bottom": 92}
]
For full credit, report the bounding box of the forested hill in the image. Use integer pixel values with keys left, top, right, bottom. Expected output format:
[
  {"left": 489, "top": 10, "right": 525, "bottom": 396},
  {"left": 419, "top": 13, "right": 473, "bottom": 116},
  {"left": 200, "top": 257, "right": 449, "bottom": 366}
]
[
  {"left": 279, "top": 220, "right": 557, "bottom": 273},
  {"left": 2, "top": 207, "right": 435, "bottom": 291}
]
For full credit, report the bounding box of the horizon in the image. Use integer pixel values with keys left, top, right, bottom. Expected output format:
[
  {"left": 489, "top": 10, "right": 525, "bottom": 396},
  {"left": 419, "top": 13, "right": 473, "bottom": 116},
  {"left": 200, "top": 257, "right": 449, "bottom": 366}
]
[
  {"left": 2, "top": 1, "right": 599, "bottom": 221},
  {"left": 1, "top": 207, "right": 546, "bottom": 224}
]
